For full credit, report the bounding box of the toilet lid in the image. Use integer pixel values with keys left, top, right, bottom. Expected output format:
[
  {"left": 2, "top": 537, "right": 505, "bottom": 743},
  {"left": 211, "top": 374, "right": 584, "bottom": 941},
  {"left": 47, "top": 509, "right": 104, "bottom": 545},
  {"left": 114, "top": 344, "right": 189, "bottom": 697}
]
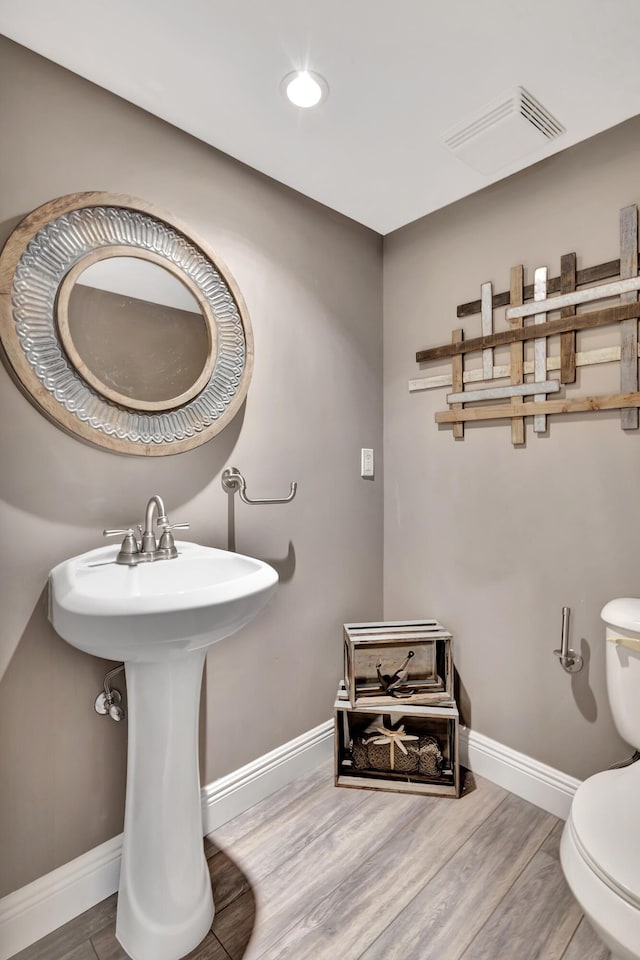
[{"left": 570, "top": 764, "right": 640, "bottom": 909}]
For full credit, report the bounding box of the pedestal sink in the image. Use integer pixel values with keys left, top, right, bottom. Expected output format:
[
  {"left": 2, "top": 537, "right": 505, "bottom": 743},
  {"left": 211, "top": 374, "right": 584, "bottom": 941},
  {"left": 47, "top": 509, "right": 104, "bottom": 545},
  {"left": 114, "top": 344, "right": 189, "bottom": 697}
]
[{"left": 48, "top": 540, "right": 278, "bottom": 960}]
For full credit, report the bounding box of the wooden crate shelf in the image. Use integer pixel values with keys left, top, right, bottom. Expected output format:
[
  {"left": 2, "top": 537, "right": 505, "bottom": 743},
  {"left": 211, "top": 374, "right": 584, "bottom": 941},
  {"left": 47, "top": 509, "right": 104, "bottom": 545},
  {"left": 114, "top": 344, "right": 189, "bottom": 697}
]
[
  {"left": 334, "top": 698, "right": 460, "bottom": 798},
  {"left": 343, "top": 619, "right": 454, "bottom": 709}
]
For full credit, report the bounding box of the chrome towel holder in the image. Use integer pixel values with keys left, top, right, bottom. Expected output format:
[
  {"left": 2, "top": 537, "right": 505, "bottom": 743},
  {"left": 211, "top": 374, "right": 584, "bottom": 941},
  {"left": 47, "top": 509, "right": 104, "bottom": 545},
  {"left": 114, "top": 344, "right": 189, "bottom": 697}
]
[
  {"left": 553, "top": 606, "right": 583, "bottom": 673},
  {"left": 221, "top": 466, "right": 297, "bottom": 505}
]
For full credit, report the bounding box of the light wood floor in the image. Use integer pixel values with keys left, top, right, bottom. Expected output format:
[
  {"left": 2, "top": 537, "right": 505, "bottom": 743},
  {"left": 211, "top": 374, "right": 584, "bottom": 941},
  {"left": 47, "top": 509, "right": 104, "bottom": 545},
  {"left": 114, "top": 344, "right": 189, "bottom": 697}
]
[{"left": 11, "top": 761, "right": 611, "bottom": 960}]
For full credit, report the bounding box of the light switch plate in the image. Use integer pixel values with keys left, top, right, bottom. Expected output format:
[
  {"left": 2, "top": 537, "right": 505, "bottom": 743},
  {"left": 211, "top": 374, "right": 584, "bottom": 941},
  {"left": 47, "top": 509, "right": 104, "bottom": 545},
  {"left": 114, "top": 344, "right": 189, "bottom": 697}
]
[{"left": 361, "top": 448, "right": 374, "bottom": 479}]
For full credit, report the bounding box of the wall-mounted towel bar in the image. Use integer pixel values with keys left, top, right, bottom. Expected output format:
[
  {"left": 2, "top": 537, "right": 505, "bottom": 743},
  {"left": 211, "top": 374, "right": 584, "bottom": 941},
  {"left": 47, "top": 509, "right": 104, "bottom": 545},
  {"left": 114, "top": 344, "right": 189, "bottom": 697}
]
[{"left": 221, "top": 467, "right": 297, "bottom": 504}]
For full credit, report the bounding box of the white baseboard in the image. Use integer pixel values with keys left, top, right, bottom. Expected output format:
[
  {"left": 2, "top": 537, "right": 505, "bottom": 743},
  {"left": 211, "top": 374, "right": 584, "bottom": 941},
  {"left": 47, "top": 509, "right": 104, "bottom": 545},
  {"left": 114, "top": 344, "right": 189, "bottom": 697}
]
[
  {"left": 200, "top": 719, "right": 334, "bottom": 834},
  {"left": 0, "top": 719, "right": 333, "bottom": 960},
  {"left": 460, "top": 727, "right": 581, "bottom": 820},
  {"left": 0, "top": 835, "right": 122, "bottom": 960}
]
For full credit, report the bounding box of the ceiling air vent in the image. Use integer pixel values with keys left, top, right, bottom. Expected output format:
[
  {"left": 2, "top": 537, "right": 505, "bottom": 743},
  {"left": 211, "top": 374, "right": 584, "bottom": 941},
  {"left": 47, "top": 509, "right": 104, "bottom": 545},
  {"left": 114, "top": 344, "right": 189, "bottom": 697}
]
[{"left": 442, "top": 86, "right": 565, "bottom": 175}]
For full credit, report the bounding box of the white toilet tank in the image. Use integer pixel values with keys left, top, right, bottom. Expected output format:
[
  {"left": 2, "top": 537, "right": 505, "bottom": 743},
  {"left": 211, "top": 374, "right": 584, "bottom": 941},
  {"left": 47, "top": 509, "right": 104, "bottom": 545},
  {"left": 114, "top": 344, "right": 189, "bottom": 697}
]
[{"left": 601, "top": 598, "right": 640, "bottom": 751}]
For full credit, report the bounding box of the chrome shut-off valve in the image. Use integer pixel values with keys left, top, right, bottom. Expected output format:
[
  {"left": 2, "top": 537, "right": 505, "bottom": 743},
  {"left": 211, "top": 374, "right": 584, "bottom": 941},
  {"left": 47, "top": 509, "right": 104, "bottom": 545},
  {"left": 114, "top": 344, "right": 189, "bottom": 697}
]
[
  {"left": 95, "top": 665, "right": 126, "bottom": 721},
  {"left": 553, "top": 606, "right": 583, "bottom": 673}
]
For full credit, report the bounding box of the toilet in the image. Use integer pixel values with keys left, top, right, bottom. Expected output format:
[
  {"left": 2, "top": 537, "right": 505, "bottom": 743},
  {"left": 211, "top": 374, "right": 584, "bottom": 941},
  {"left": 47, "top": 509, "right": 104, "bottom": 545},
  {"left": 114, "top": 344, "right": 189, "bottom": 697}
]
[{"left": 560, "top": 599, "right": 640, "bottom": 960}]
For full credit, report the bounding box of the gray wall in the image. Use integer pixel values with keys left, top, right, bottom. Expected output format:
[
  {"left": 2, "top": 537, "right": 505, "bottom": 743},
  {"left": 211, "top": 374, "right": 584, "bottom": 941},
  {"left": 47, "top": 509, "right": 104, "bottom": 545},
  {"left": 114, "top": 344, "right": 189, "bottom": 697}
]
[
  {"left": 4, "top": 29, "right": 640, "bottom": 904},
  {"left": 383, "top": 115, "right": 640, "bottom": 781},
  {"left": 0, "top": 38, "right": 383, "bottom": 897}
]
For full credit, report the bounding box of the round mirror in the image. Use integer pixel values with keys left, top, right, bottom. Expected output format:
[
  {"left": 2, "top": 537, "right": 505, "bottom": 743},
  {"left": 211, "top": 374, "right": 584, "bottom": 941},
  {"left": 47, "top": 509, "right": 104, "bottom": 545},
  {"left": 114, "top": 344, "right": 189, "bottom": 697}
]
[
  {"left": 0, "top": 192, "right": 253, "bottom": 455},
  {"left": 59, "top": 256, "right": 215, "bottom": 410}
]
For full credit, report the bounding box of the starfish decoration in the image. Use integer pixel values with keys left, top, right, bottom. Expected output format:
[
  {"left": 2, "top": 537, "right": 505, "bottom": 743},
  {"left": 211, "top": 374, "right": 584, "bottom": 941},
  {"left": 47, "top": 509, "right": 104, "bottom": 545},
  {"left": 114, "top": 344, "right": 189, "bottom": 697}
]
[{"left": 369, "top": 724, "right": 419, "bottom": 770}]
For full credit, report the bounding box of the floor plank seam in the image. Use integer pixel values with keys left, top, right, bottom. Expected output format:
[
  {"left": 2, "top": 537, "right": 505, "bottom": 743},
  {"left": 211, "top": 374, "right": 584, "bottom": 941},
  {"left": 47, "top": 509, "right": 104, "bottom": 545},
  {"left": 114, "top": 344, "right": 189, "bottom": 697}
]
[
  {"left": 220, "top": 784, "right": 371, "bottom": 890},
  {"left": 352, "top": 793, "right": 513, "bottom": 960},
  {"left": 207, "top": 763, "right": 334, "bottom": 850},
  {"left": 212, "top": 931, "right": 233, "bottom": 960},
  {"left": 256, "top": 788, "right": 505, "bottom": 960},
  {"left": 558, "top": 916, "right": 591, "bottom": 960},
  {"left": 455, "top": 821, "right": 569, "bottom": 960},
  {"left": 246, "top": 799, "right": 437, "bottom": 960}
]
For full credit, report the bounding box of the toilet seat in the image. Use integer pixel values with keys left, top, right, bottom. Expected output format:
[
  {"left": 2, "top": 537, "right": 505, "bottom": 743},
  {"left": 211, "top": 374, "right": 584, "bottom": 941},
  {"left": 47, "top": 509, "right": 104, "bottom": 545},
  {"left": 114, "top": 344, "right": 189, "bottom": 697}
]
[
  {"left": 569, "top": 763, "right": 640, "bottom": 910},
  {"left": 561, "top": 810, "right": 640, "bottom": 960}
]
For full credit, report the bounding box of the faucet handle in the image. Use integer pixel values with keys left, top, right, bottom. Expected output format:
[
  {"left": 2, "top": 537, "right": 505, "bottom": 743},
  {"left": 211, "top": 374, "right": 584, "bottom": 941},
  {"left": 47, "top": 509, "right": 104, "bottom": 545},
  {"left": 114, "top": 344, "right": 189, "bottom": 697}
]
[
  {"left": 103, "top": 528, "right": 140, "bottom": 565},
  {"left": 156, "top": 521, "right": 189, "bottom": 559}
]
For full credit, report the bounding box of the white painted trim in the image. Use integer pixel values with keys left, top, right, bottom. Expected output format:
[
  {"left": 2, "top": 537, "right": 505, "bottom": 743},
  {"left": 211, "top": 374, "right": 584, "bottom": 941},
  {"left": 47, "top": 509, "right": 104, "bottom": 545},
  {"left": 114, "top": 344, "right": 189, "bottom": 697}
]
[
  {"left": 460, "top": 727, "right": 581, "bottom": 820},
  {"left": 200, "top": 719, "right": 334, "bottom": 834},
  {"left": 0, "top": 835, "right": 122, "bottom": 960},
  {"left": 0, "top": 719, "right": 333, "bottom": 960}
]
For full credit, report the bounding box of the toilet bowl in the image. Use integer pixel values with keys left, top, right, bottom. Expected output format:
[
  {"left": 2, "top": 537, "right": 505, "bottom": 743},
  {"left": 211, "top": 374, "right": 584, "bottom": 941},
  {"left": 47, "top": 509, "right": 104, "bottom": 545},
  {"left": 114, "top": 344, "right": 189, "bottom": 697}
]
[{"left": 560, "top": 598, "right": 640, "bottom": 960}]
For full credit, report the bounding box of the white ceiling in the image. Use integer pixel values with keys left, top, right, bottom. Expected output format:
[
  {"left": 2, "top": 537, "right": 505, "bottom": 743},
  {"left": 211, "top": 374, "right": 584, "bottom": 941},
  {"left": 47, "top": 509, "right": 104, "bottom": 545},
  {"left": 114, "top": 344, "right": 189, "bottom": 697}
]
[{"left": 1, "top": 0, "right": 640, "bottom": 234}]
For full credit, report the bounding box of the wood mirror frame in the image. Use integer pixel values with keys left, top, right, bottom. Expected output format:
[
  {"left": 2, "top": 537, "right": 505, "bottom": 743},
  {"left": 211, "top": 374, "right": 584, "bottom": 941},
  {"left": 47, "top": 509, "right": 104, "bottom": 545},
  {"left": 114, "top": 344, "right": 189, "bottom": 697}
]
[{"left": 0, "top": 192, "right": 253, "bottom": 456}]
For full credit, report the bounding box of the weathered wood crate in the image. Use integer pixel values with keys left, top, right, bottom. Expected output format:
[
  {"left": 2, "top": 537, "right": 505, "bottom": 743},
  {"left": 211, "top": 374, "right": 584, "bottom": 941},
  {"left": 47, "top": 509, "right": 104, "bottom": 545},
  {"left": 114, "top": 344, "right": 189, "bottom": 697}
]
[
  {"left": 334, "top": 696, "right": 460, "bottom": 798},
  {"left": 343, "top": 619, "right": 454, "bottom": 708}
]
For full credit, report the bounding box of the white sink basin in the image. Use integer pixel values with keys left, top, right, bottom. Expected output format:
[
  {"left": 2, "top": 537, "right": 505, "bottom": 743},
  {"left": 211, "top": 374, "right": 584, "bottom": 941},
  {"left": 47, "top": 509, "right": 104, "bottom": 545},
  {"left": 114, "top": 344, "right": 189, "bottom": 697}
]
[
  {"left": 49, "top": 540, "right": 278, "bottom": 661},
  {"left": 48, "top": 540, "right": 278, "bottom": 960}
]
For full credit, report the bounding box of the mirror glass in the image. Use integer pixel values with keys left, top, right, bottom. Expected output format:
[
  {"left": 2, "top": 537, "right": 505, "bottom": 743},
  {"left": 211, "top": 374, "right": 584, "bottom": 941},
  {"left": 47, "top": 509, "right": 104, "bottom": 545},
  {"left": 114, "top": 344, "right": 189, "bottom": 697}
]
[{"left": 64, "top": 257, "right": 211, "bottom": 407}]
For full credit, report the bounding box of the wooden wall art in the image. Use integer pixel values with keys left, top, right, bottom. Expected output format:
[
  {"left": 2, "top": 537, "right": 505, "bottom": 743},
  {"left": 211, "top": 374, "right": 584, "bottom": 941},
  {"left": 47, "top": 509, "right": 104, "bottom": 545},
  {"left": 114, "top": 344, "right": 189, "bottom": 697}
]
[{"left": 411, "top": 203, "right": 640, "bottom": 444}]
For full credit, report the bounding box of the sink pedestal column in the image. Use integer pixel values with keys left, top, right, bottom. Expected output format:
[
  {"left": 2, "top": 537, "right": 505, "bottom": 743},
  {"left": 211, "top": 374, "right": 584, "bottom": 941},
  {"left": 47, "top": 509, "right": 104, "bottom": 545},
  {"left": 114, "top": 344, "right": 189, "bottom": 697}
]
[{"left": 116, "top": 649, "right": 213, "bottom": 960}]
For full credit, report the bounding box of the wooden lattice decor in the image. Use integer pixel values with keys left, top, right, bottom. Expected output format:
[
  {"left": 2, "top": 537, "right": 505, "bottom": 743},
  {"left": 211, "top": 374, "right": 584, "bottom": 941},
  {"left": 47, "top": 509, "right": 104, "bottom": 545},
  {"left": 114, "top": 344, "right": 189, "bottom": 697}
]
[{"left": 412, "top": 203, "right": 640, "bottom": 444}]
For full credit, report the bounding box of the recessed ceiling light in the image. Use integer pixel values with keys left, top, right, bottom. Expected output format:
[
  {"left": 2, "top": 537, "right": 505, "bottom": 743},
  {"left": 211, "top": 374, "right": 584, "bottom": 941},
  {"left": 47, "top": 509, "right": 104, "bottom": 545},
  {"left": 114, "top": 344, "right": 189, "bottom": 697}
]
[{"left": 282, "top": 70, "right": 328, "bottom": 109}]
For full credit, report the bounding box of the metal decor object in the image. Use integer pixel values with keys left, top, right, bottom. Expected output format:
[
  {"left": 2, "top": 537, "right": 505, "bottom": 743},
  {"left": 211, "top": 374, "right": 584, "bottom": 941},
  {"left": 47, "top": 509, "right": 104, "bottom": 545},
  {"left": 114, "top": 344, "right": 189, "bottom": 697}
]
[
  {"left": 0, "top": 192, "right": 254, "bottom": 455},
  {"left": 553, "top": 606, "right": 583, "bottom": 673},
  {"left": 222, "top": 466, "right": 297, "bottom": 504}
]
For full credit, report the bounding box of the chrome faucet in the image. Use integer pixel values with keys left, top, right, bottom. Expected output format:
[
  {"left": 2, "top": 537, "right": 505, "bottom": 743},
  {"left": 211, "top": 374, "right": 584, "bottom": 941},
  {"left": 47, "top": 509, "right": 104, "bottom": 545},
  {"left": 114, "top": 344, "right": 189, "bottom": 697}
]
[
  {"left": 140, "top": 495, "right": 168, "bottom": 559},
  {"left": 103, "top": 495, "right": 190, "bottom": 565}
]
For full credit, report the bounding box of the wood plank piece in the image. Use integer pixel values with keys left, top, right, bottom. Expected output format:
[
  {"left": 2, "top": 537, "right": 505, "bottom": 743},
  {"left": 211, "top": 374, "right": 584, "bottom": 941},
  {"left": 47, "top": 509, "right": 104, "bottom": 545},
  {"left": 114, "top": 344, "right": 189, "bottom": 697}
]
[
  {"left": 9, "top": 895, "right": 117, "bottom": 960},
  {"left": 506, "top": 274, "right": 640, "bottom": 320},
  {"left": 207, "top": 847, "right": 252, "bottom": 914},
  {"left": 540, "top": 820, "right": 564, "bottom": 861},
  {"left": 447, "top": 380, "right": 560, "bottom": 404},
  {"left": 262, "top": 780, "right": 508, "bottom": 960},
  {"left": 560, "top": 252, "right": 577, "bottom": 384},
  {"left": 409, "top": 342, "right": 638, "bottom": 392},
  {"left": 217, "top": 791, "right": 434, "bottom": 960},
  {"left": 210, "top": 891, "right": 256, "bottom": 960},
  {"left": 91, "top": 925, "right": 229, "bottom": 960},
  {"left": 451, "top": 328, "right": 464, "bottom": 439},
  {"left": 415, "top": 299, "right": 640, "bottom": 363},
  {"left": 209, "top": 761, "right": 331, "bottom": 848},
  {"left": 619, "top": 204, "right": 639, "bottom": 430},
  {"left": 561, "top": 917, "right": 611, "bottom": 960},
  {"left": 533, "top": 267, "right": 548, "bottom": 433},
  {"left": 481, "top": 282, "right": 493, "bottom": 380},
  {"left": 509, "top": 264, "right": 525, "bottom": 445},
  {"left": 212, "top": 772, "right": 367, "bottom": 887},
  {"left": 435, "top": 391, "right": 640, "bottom": 424},
  {"left": 360, "top": 794, "right": 556, "bottom": 960},
  {"left": 459, "top": 849, "right": 582, "bottom": 960},
  {"left": 56, "top": 945, "right": 99, "bottom": 960},
  {"left": 456, "top": 257, "right": 621, "bottom": 316}
]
